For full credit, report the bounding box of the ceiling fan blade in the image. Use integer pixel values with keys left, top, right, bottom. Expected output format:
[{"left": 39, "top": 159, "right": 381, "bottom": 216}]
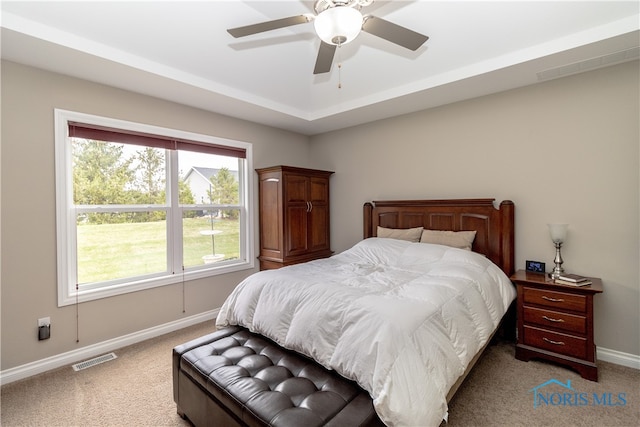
[
  {"left": 362, "top": 16, "right": 429, "bottom": 51},
  {"left": 313, "top": 42, "right": 337, "bottom": 74},
  {"left": 227, "top": 15, "right": 311, "bottom": 38}
]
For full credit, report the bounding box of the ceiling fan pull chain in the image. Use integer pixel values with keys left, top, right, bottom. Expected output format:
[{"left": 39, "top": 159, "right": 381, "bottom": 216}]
[{"left": 337, "top": 42, "right": 343, "bottom": 89}]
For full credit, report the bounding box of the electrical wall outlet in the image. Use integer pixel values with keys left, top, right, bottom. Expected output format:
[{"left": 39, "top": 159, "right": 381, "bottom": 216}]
[
  {"left": 38, "top": 317, "right": 51, "bottom": 340},
  {"left": 39, "top": 325, "right": 51, "bottom": 340}
]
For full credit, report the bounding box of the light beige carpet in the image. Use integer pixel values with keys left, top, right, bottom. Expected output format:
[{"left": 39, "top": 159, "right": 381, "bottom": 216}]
[
  {"left": 1, "top": 321, "right": 638, "bottom": 426},
  {"left": 1, "top": 321, "right": 212, "bottom": 427},
  {"left": 446, "top": 340, "right": 639, "bottom": 427}
]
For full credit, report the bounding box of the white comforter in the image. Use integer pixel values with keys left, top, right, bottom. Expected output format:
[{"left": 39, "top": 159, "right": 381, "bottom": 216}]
[{"left": 217, "top": 238, "right": 516, "bottom": 426}]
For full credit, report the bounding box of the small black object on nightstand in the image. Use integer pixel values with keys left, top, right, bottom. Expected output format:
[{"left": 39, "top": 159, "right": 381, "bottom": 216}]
[{"left": 525, "top": 260, "right": 545, "bottom": 273}]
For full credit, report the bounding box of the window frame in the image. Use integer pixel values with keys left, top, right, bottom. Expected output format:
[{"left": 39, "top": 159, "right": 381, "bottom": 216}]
[{"left": 54, "top": 109, "right": 254, "bottom": 307}]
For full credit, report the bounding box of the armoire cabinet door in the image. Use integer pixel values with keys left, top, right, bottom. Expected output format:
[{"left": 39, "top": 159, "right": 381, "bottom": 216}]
[{"left": 307, "top": 176, "right": 330, "bottom": 252}]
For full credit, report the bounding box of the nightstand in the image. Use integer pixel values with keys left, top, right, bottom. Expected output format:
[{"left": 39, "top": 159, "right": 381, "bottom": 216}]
[{"left": 511, "top": 270, "right": 603, "bottom": 381}]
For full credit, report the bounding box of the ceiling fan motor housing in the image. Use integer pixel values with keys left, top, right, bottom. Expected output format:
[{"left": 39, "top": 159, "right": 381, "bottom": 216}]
[{"left": 314, "top": 0, "right": 373, "bottom": 14}]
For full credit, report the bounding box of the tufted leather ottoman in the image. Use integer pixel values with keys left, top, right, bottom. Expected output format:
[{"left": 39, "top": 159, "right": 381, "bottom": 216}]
[{"left": 173, "top": 326, "right": 384, "bottom": 427}]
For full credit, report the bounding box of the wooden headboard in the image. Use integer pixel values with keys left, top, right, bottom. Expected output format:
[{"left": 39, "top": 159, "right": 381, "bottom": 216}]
[{"left": 363, "top": 199, "right": 515, "bottom": 275}]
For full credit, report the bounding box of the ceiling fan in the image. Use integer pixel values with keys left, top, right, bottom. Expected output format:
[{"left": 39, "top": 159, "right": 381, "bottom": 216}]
[{"left": 227, "top": 0, "right": 429, "bottom": 74}]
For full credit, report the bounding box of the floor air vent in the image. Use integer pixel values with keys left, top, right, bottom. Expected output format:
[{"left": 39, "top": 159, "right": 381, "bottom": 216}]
[{"left": 72, "top": 352, "right": 117, "bottom": 371}]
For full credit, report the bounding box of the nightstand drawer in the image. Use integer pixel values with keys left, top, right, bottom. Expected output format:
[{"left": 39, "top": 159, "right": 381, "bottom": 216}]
[
  {"left": 523, "top": 306, "right": 586, "bottom": 334},
  {"left": 522, "top": 287, "right": 586, "bottom": 313},
  {"left": 523, "top": 325, "right": 587, "bottom": 360}
]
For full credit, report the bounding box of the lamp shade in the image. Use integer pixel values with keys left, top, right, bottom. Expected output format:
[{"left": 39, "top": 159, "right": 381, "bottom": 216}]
[
  {"left": 314, "top": 6, "right": 363, "bottom": 45},
  {"left": 548, "top": 223, "right": 568, "bottom": 243}
]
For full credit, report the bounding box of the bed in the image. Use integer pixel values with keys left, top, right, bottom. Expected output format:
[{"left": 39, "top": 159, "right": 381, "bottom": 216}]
[{"left": 177, "top": 198, "right": 516, "bottom": 426}]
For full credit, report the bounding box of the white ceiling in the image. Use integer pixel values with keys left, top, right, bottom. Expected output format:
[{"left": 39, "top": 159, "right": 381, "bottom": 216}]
[{"left": 1, "top": 1, "right": 638, "bottom": 135}]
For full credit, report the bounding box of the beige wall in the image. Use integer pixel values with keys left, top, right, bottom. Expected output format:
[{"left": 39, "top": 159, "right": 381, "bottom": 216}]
[
  {"left": 310, "top": 61, "right": 640, "bottom": 357},
  {"left": 2, "top": 59, "right": 638, "bottom": 373},
  {"left": 0, "top": 61, "right": 310, "bottom": 369}
]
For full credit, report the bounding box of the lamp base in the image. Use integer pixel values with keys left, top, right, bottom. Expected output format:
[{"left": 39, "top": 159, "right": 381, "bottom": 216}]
[
  {"left": 549, "top": 268, "right": 565, "bottom": 280},
  {"left": 549, "top": 242, "right": 564, "bottom": 279}
]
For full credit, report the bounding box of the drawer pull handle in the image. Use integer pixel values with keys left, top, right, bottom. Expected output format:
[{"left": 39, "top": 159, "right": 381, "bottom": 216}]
[
  {"left": 542, "top": 315, "right": 565, "bottom": 323},
  {"left": 542, "top": 337, "right": 565, "bottom": 346},
  {"left": 541, "top": 296, "right": 564, "bottom": 303}
]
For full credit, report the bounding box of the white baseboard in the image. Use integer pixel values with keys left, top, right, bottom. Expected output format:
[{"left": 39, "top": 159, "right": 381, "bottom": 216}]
[
  {"left": 0, "top": 309, "right": 218, "bottom": 386},
  {"left": 598, "top": 346, "right": 640, "bottom": 370},
  {"left": 2, "top": 312, "right": 636, "bottom": 386}
]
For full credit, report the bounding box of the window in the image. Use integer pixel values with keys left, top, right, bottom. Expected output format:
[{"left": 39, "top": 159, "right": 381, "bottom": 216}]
[{"left": 54, "top": 109, "right": 254, "bottom": 306}]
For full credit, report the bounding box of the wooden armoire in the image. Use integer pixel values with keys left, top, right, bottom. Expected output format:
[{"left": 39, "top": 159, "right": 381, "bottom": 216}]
[{"left": 256, "top": 166, "right": 334, "bottom": 270}]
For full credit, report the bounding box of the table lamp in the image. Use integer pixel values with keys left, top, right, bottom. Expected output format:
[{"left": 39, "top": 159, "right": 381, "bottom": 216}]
[{"left": 548, "top": 223, "right": 568, "bottom": 279}]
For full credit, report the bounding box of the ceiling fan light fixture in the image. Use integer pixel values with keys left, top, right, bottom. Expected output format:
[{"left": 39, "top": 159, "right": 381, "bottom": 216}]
[{"left": 314, "top": 6, "right": 363, "bottom": 45}]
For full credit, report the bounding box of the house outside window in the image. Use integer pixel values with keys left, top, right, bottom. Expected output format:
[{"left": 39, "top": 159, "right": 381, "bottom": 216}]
[{"left": 54, "top": 109, "right": 254, "bottom": 306}]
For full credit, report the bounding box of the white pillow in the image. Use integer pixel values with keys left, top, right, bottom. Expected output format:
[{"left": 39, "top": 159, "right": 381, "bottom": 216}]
[
  {"left": 420, "top": 229, "right": 477, "bottom": 250},
  {"left": 377, "top": 226, "right": 423, "bottom": 242}
]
